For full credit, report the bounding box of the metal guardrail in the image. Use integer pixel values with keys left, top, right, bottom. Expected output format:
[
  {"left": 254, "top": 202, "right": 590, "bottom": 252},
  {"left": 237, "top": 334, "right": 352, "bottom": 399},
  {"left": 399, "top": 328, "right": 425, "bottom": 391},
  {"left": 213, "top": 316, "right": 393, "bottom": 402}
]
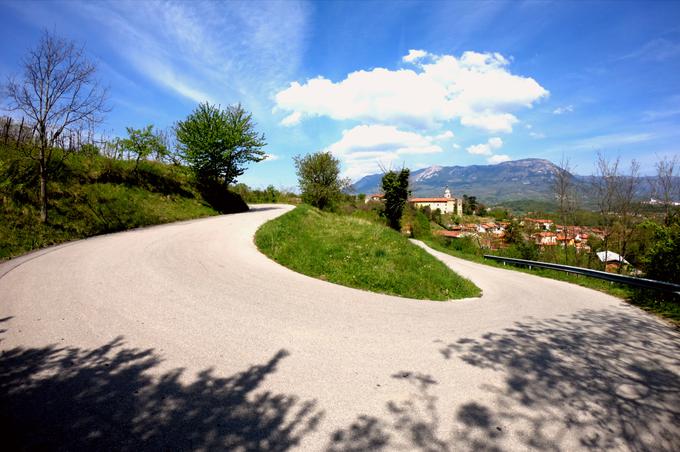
[{"left": 483, "top": 255, "right": 680, "bottom": 294}]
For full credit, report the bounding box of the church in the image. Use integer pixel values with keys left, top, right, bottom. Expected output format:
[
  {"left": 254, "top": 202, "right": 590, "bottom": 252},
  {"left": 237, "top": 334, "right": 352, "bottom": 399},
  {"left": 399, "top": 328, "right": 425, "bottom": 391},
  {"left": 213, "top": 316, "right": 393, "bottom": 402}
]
[{"left": 409, "top": 187, "right": 463, "bottom": 215}]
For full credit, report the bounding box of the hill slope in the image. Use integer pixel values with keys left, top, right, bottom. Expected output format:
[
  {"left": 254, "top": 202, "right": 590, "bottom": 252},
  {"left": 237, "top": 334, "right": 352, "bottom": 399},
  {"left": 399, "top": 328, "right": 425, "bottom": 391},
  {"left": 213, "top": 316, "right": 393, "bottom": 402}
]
[
  {"left": 0, "top": 145, "right": 247, "bottom": 259},
  {"left": 352, "top": 158, "right": 563, "bottom": 202}
]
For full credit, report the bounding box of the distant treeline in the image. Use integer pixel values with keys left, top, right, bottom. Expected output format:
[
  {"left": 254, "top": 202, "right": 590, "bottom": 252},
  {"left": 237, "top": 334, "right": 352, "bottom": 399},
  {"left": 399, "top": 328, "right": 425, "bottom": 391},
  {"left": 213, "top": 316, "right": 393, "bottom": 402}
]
[{"left": 231, "top": 183, "right": 300, "bottom": 205}]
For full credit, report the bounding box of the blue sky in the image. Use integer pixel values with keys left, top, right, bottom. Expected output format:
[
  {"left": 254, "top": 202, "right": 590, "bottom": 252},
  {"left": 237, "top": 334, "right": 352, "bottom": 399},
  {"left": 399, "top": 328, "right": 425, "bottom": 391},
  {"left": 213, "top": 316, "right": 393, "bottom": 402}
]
[{"left": 1, "top": 0, "right": 679, "bottom": 189}]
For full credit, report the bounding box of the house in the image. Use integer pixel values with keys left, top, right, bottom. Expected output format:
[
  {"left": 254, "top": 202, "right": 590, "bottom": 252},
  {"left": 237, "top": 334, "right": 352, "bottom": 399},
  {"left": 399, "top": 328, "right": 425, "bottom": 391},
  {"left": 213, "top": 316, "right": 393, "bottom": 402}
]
[
  {"left": 596, "top": 251, "right": 631, "bottom": 273},
  {"left": 365, "top": 194, "right": 384, "bottom": 203},
  {"left": 523, "top": 218, "right": 554, "bottom": 231},
  {"left": 409, "top": 187, "right": 463, "bottom": 215},
  {"left": 534, "top": 232, "right": 557, "bottom": 246},
  {"left": 556, "top": 234, "right": 576, "bottom": 247}
]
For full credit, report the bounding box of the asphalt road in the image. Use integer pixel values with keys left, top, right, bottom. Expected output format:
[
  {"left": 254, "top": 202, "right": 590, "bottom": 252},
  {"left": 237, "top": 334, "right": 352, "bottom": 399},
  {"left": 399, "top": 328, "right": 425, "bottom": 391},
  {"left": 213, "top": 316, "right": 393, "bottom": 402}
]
[{"left": 1, "top": 204, "right": 678, "bottom": 451}]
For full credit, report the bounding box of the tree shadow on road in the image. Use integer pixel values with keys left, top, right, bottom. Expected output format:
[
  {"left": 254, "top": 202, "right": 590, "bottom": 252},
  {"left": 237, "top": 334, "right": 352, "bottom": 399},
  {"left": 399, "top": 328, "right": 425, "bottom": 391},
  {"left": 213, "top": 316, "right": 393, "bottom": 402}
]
[
  {"left": 328, "top": 309, "right": 680, "bottom": 451},
  {"left": 0, "top": 334, "right": 323, "bottom": 451},
  {"left": 440, "top": 309, "right": 680, "bottom": 450}
]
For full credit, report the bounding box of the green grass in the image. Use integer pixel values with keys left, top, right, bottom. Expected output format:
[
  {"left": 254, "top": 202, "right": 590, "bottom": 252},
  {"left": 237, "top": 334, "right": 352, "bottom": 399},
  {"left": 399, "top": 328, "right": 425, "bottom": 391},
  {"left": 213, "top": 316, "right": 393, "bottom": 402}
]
[
  {"left": 0, "top": 145, "right": 244, "bottom": 260},
  {"left": 424, "top": 237, "right": 680, "bottom": 326},
  {"left": 255, "top": 205, "right": 480, "bottom": 300}
]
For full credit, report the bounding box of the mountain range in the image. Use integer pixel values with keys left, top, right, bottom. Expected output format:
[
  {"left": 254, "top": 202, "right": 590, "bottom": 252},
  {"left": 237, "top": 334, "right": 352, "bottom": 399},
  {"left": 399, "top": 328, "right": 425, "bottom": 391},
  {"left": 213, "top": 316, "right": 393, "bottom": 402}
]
[
  {"left": 351, "top": 158, "right": 568, "bottom": 203},
  {"left": 351, "top": 158, "right": 673, "bottom": 206}
]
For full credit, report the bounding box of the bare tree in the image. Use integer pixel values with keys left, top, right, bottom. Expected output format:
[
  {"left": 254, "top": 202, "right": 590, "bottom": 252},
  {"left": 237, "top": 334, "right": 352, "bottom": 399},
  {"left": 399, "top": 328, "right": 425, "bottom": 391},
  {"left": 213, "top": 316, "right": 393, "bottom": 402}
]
[
  {"left": 652, "top": 155, "right": 678, "bottom": 225},
  {"left": 592, "top": 153, "right": 620, "bottom": 266},
  {"left": 614, "top": 159, "right": 641, "bottom": 272},
  {"left": 5, "top": 31, "right": 107, "bottom": 223},
  {"left": 553, "top": 155, "right": 574, "bottom": 265}
]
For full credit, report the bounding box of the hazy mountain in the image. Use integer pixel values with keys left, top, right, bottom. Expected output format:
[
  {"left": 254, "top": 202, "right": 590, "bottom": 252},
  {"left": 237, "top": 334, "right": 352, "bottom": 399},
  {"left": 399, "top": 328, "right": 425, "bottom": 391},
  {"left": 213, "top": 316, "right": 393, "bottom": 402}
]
[{"left": 352, "top": 158, "right": 566, "bottom": 203}]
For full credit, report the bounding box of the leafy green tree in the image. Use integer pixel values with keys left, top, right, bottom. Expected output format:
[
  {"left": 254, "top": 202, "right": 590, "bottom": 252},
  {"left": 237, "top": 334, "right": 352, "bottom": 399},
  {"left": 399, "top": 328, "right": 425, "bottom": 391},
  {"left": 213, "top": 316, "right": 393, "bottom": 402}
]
[
  {"left": 488, "top": 208, "right": 509, "bottom": 221},
  {"left": 175, "top": 102, "right": 266, "bottom": 187},
  {"left": 382, "top": 168, "right": 410, "bottom": 231},
  {"left": 117, "top": 125, "right": 167, "bottom": 170},
  {"left": 463, "top": 195, "right": 478, "bottom": 215},
  {"left": 515, "top": 240, "right": 539, "bottom": 260},
  {"left": 505, "top": 219, "right": 525, "bottom": 244},
  {"left": 643, "top": 218, "right": 680, "bottom": 284},
  {"left": 79, "top": 143, "right": 99, "bottom": 157},
  {"left": 294, "top": 151, "right": 347, "bottom": 210}
]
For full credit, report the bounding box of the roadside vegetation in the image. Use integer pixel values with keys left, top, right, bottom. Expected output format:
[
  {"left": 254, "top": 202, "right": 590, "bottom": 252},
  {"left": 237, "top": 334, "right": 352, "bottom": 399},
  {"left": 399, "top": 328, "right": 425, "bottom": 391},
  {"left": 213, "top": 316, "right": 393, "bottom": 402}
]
[
  {"left": 1, "top": 31, "right": 270, "bottom": 260},
  {"left": 255, "top": 204, "right": 479, "bottom": 301},
  {"left": 0, "top": 143, "right": 221, "bottom": 259}
]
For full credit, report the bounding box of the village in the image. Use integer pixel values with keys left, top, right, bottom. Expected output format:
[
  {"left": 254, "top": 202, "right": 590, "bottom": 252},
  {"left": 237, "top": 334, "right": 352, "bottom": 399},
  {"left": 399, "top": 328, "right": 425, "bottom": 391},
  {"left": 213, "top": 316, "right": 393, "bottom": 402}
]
[{"left": 365, "top": 187, "right": 629, "bottom": 272}]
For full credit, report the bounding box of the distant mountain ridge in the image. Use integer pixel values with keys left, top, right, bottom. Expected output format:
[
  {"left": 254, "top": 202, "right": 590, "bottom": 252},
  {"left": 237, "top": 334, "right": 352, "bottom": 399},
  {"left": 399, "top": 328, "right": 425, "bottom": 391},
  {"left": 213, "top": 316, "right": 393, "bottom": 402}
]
[{"left": 352, "top": 158, "right": 565, "bottom": 203}]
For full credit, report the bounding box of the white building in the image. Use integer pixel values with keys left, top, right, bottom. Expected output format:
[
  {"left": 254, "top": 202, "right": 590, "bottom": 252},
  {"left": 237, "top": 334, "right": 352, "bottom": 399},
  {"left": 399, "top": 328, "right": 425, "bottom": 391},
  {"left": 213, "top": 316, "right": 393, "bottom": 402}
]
[{"left": 409, "top": 187, "right": 463, "bottom": 215}]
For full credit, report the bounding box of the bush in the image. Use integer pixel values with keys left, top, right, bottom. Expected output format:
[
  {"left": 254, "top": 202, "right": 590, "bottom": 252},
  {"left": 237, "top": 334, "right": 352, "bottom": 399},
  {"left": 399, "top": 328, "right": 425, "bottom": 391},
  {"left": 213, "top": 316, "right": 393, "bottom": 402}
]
[
  {"left": 294, "top": 151, "right": 347, "bottom": 211},
  {"left": 411, "top": 209, "right": 431, "bottom": 239},
  {"left": 382, "top": 168, "right": 410, "bottom": 230},
  {"left": 643, "top": 219, "right": 680, "bottom": 284}
]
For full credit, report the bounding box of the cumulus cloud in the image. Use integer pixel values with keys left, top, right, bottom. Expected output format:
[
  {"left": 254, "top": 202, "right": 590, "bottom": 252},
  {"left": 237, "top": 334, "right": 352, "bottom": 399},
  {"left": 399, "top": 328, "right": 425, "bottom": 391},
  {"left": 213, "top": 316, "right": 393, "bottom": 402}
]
[
  {"left": 402, "top": 49, "right": 429, "bottom": 63},
  {"left": 553, "top": 105, "right": 574, "bottom": 115},
  {"left": 281, "top": 111, "right": 302, "bottom": 126},
  {"left": 434, "top": 130, "right": 455, "bottom": 140},
  {"left": 275, "top": 50, "right": 548, "bottom": 132},
  {"left": 325, "top": 124, "right": 444, "bottom": 180},
  {"left": 466, "top": 137, "right": 503, "bottom": 155},
  {"left": 487, "top": 154, "right": 511, "bottom": 164}
]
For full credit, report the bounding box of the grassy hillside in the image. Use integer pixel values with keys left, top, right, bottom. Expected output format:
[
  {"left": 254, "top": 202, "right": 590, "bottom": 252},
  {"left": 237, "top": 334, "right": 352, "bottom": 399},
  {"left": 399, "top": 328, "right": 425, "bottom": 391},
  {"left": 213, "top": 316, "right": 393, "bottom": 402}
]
[
  {"left": 255, "top": 204, "right": 480, "bottom": 300},
  {"left": 0, "top": 145, "right": 246, "bottom": 260}
]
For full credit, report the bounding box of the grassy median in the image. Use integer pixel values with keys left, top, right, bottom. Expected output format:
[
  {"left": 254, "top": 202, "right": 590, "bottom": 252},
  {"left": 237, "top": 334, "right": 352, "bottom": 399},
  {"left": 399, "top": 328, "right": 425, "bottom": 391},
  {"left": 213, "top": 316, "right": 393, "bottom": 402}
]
[{"left": 255, "top": 205, "right": 480, "bottom": 300}]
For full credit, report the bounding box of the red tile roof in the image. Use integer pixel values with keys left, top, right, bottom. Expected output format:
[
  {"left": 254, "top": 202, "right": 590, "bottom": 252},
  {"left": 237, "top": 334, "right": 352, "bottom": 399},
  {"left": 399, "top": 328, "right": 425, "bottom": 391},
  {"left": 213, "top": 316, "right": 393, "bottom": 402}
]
[
  {"left": 409, "top": 197, "right": 451, "bottom": 202},
  {"left": 434, "top": 230, "right": 463, "bottom": 238}
]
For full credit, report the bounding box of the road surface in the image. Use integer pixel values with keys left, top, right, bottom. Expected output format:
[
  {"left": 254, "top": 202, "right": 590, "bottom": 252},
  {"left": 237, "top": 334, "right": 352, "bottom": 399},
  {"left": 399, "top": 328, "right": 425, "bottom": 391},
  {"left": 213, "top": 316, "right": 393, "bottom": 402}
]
[{"left": 1, "top": 204, "right": 678, "bottom": 451}]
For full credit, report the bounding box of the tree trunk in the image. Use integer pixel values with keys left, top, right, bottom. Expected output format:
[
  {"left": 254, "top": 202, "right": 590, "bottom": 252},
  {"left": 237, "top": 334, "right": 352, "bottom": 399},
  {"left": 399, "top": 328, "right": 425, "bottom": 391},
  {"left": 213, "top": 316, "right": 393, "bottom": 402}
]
[{"left": 39, "top": 146, "right": 48, "bottom": 223}]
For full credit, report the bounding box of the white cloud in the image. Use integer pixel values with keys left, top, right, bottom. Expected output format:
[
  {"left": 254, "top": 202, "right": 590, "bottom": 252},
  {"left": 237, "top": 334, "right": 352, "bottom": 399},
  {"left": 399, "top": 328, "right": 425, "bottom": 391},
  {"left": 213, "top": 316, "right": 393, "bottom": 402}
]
[
  {"left": 434, "top": 130, "right": 455, "bottom": 140},
  {"left": 325, "top": 124, "right": 444, "bottom": 180},
  {"left": 529, "top": 131, "right": 546, "bottom": 139},
  {"left": 642, "top": 108, "right": 680, "bottom": 121},
  {"left": 263, "top": 153, "right": 280, "bottom": 161},
  {"left": 569, "top": 132, "right": 655, "bottom": 150},
  {"left": 275, "top": 50, "right": 548, "bottom": 133},
  {"left": 403, "top": 49, "right": 429, "bottom": 63},
  {"left": 487, "top": 154, "right": 511, "bottom": 164},
  {"left": 620, "top": 38, "right": 680, "bottom": 62},
  {"left": 466, "top": 137, "right": 503, "bottom": 155},
  {"left": 452, "top": 143, "right": 461, "bottom": 149},
  {"left": 280, "top": 111, "right": 302, "bottom": 126},
  {"left": 460, "top": 111, "right": 518, "bottom": 133},
  {"left": 553, "top": 105, "right": 574, "bottom": 115},
  {"left": 73, "top": 1, "right": 309, "bottom": 113}
]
